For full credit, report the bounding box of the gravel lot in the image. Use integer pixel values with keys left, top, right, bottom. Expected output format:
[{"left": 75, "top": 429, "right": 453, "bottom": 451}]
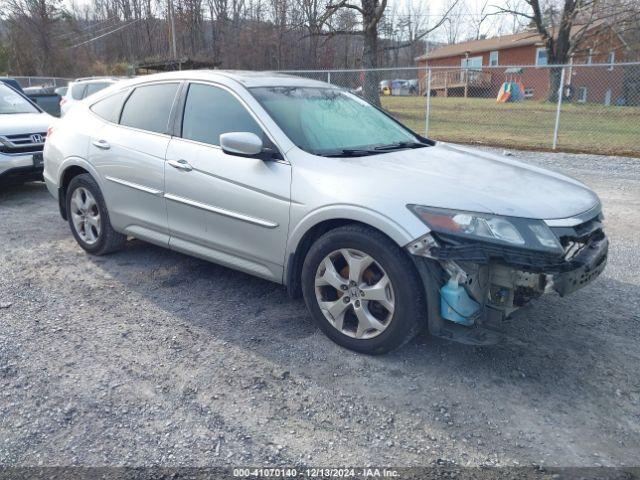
[{"left": 0, "top": 148, "right": 639, "bottom": 469}]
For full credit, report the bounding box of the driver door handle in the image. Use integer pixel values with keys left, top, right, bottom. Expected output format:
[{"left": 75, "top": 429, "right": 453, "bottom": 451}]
[
  {"left": 167, "top": 159, "right": 193, "bottom": 172},
  {"left": 91, "top": 139, "right": 110, "bottom": 150}
]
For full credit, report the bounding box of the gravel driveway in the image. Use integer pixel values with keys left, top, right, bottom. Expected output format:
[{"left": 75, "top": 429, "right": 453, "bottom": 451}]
[{"left": 0, "top": 149, "right": 639, "bottom": 469}]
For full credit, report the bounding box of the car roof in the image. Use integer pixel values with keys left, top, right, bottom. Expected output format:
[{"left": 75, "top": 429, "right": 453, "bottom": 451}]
[
  {"left": 119, "top": 70, "right": 335, "bottom": 89},
  {"left": 72, "top": 78, "right": 119, "bottom": 85}
]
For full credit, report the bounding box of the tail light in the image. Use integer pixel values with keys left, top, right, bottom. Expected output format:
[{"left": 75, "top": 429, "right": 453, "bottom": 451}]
[{"left": 60, "top": 97, "right": 67, "bottom": 107}]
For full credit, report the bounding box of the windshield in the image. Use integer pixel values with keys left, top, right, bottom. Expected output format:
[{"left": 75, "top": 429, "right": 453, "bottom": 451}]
[
  {"left": 0, "top": 84, "right": 39, "bottom": 114},
  {"left": 250, "top": 86, "right": 422, "bottom": 156}
]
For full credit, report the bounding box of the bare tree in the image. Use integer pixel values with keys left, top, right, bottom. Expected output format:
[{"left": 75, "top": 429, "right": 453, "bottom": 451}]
[
  {"left": 3, "top": 0, "right": 66, "bottom": 74},
  {"left": 442, "top": 0, "right": 466, "bottom": 44},
  {"left": 468, "top": 0, "right": 493, "bottom": 40},
  {"left": 316, "top": 0, "right": 457, "bottom": 105},
  {"left": 494, "top": 0, "right": 638, "bottom": 98},
  {"left": 383, "top": 0, "right": 431, "bottom": 66},
  {"left": 495, "top": 0, "right": 530, "bottom": 35}
]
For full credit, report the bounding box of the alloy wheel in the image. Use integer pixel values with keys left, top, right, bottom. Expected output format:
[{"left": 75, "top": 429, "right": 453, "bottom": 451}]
[
  {"left": 70, "top": 187, "right": 101, "bottom": 245},
  {"left": 314, "top": 248, "right": 395, "bottom": 339}
]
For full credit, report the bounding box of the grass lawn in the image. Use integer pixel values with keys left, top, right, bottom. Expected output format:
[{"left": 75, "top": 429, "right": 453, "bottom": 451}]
[{"left": 381, "top": 96, "right": 640, "bottom": 157}]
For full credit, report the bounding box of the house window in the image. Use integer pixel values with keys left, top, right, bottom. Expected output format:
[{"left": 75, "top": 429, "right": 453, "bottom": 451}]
[
  {"left": 489, "top": 51, "right": 499, "bottom": 67},
  {"left": 461, "top": 56, "right": 483, "bottom": 69},
  {"left": 587, "top": 48, "right": 593, "bottom": 64},
  {"left": 578, "top": 87, "right": 587, "bottom": 103},
  {"left": 524, "top": 87, "right": 534, "bottom": 99},
  {"left": 536, "top": 48, "right": 548, "bottom": 66},
  {"left": 608, "top": 51, "right": 615, "bottom": 70}
]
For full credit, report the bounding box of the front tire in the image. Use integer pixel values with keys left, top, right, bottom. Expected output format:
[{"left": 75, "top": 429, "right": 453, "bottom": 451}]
[
  {"left": 66, "top": 173, "right": 126, "bottom": 255},
  {"left": 301, "top": 224, "right": 425, "bottom": 354}
]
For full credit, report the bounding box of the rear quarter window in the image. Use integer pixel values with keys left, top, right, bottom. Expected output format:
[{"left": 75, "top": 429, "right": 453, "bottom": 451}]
[{"left": 90, "top": 90, "right": 129, "bottom": 123}]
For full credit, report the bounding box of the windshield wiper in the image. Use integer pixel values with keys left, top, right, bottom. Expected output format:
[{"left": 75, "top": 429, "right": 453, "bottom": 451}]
[
  {"left": 319, "top": 141, "right": 429, "bottom": 157},
  {"left": 374, "top": 141, "right": 429, "bottom": 151},
  {"left": 322, "top": 149, "right": 379, "bottom": 157}
]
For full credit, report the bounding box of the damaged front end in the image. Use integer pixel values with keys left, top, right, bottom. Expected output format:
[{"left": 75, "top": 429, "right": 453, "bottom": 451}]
[{"left": 406, "top": 206, "right": 608, "bottom": 345}]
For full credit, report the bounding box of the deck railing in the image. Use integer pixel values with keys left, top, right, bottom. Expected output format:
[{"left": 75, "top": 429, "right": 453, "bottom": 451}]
[{"left": 420, "top": 69, "right": 493, "bottom": 96}]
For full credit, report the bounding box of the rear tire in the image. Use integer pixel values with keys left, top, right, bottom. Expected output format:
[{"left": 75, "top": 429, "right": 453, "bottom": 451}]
[
  {"left": 66, "top": 173, "right": 126, "bottom": 255},
  {"left": 301, "top": 224, "right": 425, "bottom": 354}
]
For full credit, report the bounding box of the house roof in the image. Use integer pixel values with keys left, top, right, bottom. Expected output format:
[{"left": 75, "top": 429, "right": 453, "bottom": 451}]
[
  {"left": 416, "top": 30, "right": 543, "bottom": 61},
  {"left": 416, "top": 20, "right": 610, "bottom": 61}
]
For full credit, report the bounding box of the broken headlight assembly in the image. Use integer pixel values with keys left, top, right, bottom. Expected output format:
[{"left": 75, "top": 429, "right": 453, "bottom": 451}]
[{"left": 407, "top": 205, "right": 564, "bottom": 255}]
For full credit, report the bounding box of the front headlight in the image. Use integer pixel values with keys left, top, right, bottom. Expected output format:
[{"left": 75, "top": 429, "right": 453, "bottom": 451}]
[{"left": 408, "top": 205, "right": 563, "bottom": 253}]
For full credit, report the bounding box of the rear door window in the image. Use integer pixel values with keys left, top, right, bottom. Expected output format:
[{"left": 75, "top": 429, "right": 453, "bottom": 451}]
[{"left": 119, "top": 83, "right": 179, "bottom": 134}]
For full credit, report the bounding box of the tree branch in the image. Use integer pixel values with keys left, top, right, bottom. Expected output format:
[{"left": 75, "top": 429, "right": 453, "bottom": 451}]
[
  {"left": 343, "top": 3, "right": 364, "bottom": 14},
  {"left": 383, "top": 0, "right": 459, "bottom": 51},
  {"left": 487, "top": 6, "right": 535, "bottom": 20}
]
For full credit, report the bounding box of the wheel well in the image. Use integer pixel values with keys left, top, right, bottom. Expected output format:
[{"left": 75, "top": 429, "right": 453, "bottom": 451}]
[
  {"left": 286, "top": 219, "right": 398, "bottom": 299},
  {"left": 58, "top": 166, "right": 89, "bottom": 220}
]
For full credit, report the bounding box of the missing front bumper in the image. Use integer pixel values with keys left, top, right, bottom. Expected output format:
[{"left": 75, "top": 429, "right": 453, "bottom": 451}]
[
  {"left": 415, "top": 229, "right": 608, "bottom": 295},
  {"left": 408, "top": 228, "right": 609, "bottom": 340}
]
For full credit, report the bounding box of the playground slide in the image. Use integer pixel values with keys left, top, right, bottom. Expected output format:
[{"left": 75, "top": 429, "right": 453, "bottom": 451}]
[
  {"left": 497, "top": 81, "right": 526, "bottom": 102},
  {"left": 497, "top": 82, "right": 511, "bottom": 103}
]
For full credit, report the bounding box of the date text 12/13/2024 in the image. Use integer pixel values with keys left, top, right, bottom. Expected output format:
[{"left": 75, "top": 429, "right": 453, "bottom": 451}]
[{"left": 233, "top": 468, "right": 400, "bottom": 477}]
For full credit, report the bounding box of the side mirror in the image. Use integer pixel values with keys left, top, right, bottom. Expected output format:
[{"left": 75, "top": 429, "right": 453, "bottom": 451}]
[{"left": 220, "top": 132, "right": 263, "bottom": 157}]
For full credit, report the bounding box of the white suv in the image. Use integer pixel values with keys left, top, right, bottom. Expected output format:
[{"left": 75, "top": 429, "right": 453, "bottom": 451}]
[
  {"left": 0, "top": 82, "right": 53, "bottom": 185},
  {"left": 60, "top": 78, "right": 119, "bottom": 116}
]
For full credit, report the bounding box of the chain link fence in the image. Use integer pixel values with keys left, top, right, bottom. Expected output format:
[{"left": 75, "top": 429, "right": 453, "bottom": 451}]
[
  {"left": 4, "top": 65, "right": 639, "bottom": 156},
  {"left": 1, "top": 76, "right": 72, "bottom": 89},
  {"left": 282, "top": 62, "right": 640, "bottom": 157}
]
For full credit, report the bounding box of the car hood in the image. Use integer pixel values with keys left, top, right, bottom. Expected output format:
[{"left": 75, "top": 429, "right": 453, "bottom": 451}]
[
  {"left": 302, "top": 143, "right": 600, "bottom": 221},
  {"left": 0, "top": 112, "right": 53, "bottom": 135}
]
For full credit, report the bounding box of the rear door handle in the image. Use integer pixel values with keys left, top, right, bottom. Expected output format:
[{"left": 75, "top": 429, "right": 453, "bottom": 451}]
[
  {"left": 167, "top": 159, "right": 193, "bottom": 172},
  {"left": 92, "top": 139, "right": 110, "bottom": 150}
]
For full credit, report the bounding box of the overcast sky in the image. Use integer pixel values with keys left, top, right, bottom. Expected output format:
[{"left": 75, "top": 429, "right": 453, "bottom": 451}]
[{"left": 386, "top": 0, "right": 525, "bottom": 42}]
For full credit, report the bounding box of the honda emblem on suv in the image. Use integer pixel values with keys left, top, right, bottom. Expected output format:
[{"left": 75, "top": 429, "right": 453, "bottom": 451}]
[{"left": 30, "top": 134, "right": 43, "bottom": 143}]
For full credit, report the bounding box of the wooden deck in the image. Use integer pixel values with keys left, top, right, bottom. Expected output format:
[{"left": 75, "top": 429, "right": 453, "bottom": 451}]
[{"left": 421, "top": 69, "right": 493, "bottom": 97}]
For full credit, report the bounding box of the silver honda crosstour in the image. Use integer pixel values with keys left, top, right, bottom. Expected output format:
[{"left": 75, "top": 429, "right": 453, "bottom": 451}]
[{"left": 43, "top": 71, "right": 608, "bottom": 353}]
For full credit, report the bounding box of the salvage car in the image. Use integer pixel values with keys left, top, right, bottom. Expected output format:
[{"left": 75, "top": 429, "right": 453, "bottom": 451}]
[
  {"left": 0, "top": 82, "right": 53, "bottom": 185},
  {"left": 43, "top": 71, "right": 608, "bottom": 353}
]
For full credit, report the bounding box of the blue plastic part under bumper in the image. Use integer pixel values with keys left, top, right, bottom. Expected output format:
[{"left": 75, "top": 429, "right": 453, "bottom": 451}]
[{"left": 439, "top": 279, "right": 480, "bottom": 326}]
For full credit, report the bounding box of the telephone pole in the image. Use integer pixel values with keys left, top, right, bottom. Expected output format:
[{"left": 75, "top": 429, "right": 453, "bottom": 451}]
[{"left": 168, "top": 0, "right": 178, "bottom": 65}]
